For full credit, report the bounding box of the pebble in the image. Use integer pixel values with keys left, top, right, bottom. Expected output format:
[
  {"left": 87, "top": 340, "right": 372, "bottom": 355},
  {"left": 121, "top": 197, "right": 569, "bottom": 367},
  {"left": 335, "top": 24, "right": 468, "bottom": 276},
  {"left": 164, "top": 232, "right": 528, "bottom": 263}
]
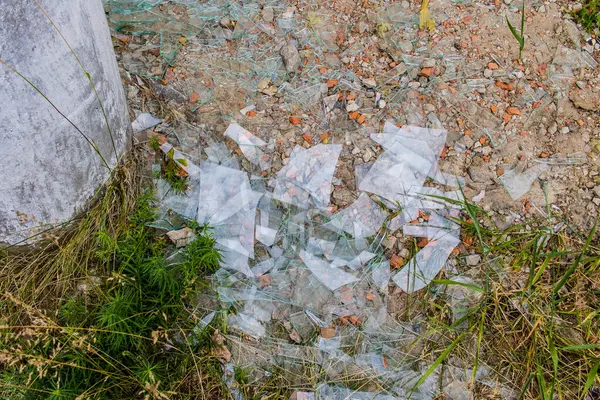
[
  {"left": 593, "top": 186, "right": 600, "bottom": 197},
  {"left": 346, "top": 102, "right": 360, "bottom": 112},
  {"left": 399, "top": 248, "right": 410, "bottom": 258},
  {"left": 548, "top": 123, "right": 558, "bottom": 135},
  {"left": 262, "top": 7, "right": 274, "bottom": 22},
  {"left": 480, "top": 146, "right": 493, "bottom": 155},
  {"left": 576, "top": 81, "right": 587, "bottom": 89},
  {"left": 515, "top": 70, "right": 524, "bottom": 79},
  {"left": 363, "top": 148, "right": 374, "bottom": 162},
  {"left": 378, "top": 99, "right": 387, "bottom": 109},
  {"left": 401, "top": 0, "right": 410, "bottom": 8},
  {"left": 408, "top": 81, "right": 420, "bottom": 89},
  {"left": 219, "top": 17, "right": 234, "bottom": 29},
  {"left": 561, "top": 127, "right": 570, "bottom": 134},
  {"left": 421, "top": 104, "right": 434, "bottom": 114},
  {"left": 466, "top": 254, "right": 481, "bottom": 266},
  {"left": 461, "top": 135, "right": 475, "bottom": 148},
  {"left": 484, "top": 69, "right": 493, "bottom": 78},
  {"left": 280, "top": 41, "right": 300, "bottom": 73},
  {"left": 352, "top": 147, "right": 361, "bottom": 155},
  {"left": 362, "top": 77, "right": 377, "bottom": 88}
]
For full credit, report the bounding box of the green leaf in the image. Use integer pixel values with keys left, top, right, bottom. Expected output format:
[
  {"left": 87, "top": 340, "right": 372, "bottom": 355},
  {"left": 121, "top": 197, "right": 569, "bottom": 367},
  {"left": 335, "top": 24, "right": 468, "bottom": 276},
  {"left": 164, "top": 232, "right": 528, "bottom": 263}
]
[
  {"left": 562, "top": 344, "right": 600, "bottom": 351},
  {"left": 584, "top": 360, "right": 600, "bottom": 395},
  {"left": 176, "top": 158, "right": 188, "bottom": 166},
  {"left": 412, "top": 331, "right": 467, "bottom": 391},
  {"left": 530, "top": 257, "right": 550, "bottom": 288},
  {"left": 518, "top": 373, "right": 535, "bottom": 399},
  {"left": 506, "top": 16, "right": 522, "bottom": 43},
  {"left": 167, "top": 148, "right": 175, "bottom": 159},
  {"left": 549, "top": 337, "right": 558, "bottom": 380},
  {"left": 554, "top": 216, "right": 598, "bottom": 295},
  {"left": 432, "top": 279, "right": 485, "bottom": 293}
]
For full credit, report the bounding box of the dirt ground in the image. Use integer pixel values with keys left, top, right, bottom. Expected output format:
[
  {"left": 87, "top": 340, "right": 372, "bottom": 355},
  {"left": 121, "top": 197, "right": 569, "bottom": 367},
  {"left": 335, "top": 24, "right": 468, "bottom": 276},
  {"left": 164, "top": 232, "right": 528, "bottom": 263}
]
[{"left": 110, "top": 0, "right": 600, "bottom": 237}]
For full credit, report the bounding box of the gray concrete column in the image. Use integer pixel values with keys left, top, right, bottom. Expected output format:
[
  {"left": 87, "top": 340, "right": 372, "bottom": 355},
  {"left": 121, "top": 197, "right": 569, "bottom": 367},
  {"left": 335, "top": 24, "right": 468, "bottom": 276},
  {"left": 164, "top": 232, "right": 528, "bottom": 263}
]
[{"left": 0, "top": 0, "right": 130, "bottom": 246}]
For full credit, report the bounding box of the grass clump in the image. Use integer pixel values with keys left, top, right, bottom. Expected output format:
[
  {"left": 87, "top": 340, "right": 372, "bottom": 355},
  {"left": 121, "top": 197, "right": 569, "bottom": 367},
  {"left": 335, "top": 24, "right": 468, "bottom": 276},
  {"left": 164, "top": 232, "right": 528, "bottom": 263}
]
[
  {"left": 410, "top": 195, "right": 600, "bottom": 399},
  {"left": 149, "top": 135, "right": 190, "bottom": 195},
  {"left": 573, "top": 1, "right": 600, "bottom": 34},
  {"left": 0, "top": 164, "right": 227, "bottom": 399}
]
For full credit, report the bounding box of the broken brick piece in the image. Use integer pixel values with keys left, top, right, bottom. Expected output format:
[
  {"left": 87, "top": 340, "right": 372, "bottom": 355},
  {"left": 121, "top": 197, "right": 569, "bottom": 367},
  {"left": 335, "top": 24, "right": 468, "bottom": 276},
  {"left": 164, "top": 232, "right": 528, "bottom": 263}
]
[
  {"left": 390, "top": 254, "right": 404, "bottom": 269},
  {"left": 495, "top": 81, "right": 515, "bottom": 91},
  {"left": 418, "top": 67, "right": 435, "bottom": 78},
  {"left": 506, "top": 107, "right": 521, "bottom": 115},
  {"left": 320, "top": 327, "right": 335, "bottom": 338}
]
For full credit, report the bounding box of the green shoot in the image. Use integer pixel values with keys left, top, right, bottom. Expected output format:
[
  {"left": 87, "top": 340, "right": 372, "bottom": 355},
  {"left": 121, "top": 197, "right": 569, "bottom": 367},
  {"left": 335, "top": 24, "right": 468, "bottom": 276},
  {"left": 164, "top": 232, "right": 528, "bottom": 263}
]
[{"left": 506, "top": 0, "right": 526, "bottom": 61}]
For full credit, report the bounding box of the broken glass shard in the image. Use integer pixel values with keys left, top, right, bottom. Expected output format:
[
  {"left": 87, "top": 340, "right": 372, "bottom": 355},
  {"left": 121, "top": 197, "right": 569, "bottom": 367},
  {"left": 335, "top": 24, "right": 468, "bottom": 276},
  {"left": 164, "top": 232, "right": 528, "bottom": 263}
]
[{"left": 299, "top": 250, "right": 358, "bottom": 291}]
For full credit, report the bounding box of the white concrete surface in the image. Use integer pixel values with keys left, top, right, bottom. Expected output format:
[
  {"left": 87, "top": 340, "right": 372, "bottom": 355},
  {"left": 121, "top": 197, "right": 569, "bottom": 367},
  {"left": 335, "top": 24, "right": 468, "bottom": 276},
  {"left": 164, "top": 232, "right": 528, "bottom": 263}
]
[{"left": 0, "top": 0, "right": 130, "bottom": 246}]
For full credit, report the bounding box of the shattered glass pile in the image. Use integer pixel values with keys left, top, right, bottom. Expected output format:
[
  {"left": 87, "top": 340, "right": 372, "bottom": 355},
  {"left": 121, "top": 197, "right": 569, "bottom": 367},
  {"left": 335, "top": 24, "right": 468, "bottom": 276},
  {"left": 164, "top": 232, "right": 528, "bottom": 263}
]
[
  {"left": 150, "top": 120, "right": 512, "bottom": 398},
  {"left": 104, "top": 0, "right": 552, "bottom": 397}
]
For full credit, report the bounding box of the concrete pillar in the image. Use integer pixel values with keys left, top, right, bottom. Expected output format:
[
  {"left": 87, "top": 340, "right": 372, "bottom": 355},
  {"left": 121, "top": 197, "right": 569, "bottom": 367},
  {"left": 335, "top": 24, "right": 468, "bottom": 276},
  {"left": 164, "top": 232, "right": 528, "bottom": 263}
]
[{"left": 0, "top": 0, "right": 130, "bottom": 246}]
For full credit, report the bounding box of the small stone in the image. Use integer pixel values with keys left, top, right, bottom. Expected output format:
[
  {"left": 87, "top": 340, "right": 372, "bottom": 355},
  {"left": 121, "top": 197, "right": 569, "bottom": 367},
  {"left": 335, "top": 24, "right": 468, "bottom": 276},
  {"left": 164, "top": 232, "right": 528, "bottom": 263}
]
[
  {"left": 548, "top": 122, "right": 558, "bottom": 135},
  {"left": 166, "top": 227, "right": 196, "bottom": 248},
  {"left": 515, "top": 70, "right": 524, "bottom": 79},
  {"left": 461, "top": 135, "right": 475, "bottom": 148},
  {"left": 593, "top": 186, "right": 600, "bottom": 197},
  {"left": 378, "top": 231, "right": 395, "bottom": 249},
  {"left": 362, "top": 77, "right": 377, "bottom": 88},
  {"left": 378, "top": 99, "right": 387, "bottom": 109},
  {"left": 363, "top": 148, "right": 374, "bottom": 162},
  {"left": 407, "top": 81, "right": 420, "bottom": 89},
  {"left": 219, "top": 17, "right": 234, "bottom": 29},
  {"left": 561, "top": 126, "right": 570, "bottom": 134},
  {"left": 351, "top": 147, "right": 361, "bottom": 155},
  {"left": 399, "top": 248, "right": 410, "bottom": 258},
  {"left": 289, "top": 330, "right": 301, "bottom": 343},
  {"left": 483, "top": 69, "right": 493, "bottom": 78},
  {"left": 465, "top": 254, "right": 481, "bottom": 266},
  {"left": 401, "top": 0, "right": 410, "bottom": 8},
  {"left": 593, "top": 198, "right": 600, "bottom": 206},
  {"left": 262, "top": 7, "right": 274, "bottom": 22},
  {"left": 346, "top": 102, "right": 360, "bottom": 112},
  {"left": 280, "top": 41, "right": 300, "bottom": 74},
  {"left": 576, "top": 81, "right": 587, "bottom": 90}
]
